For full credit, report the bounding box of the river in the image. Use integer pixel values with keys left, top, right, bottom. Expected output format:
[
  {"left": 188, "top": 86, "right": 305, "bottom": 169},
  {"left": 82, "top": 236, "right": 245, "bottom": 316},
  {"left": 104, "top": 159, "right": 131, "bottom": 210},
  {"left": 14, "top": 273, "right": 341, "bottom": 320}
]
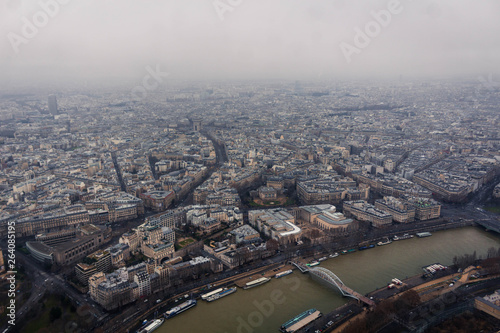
[{"left": 157, "top": 227, "right": 500, "bottom": 333}]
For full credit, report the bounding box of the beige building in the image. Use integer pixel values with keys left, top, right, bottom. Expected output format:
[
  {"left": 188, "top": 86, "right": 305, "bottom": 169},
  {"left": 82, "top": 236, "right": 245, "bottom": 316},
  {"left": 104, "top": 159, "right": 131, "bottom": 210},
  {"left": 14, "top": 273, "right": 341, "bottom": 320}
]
[
  {"left": 138, "top": 225, "right": 175, "bottom": 246},
  {"left": 108, "top": 204, "right": 139, "bottom": 223},
  {"left": 134, "top": 271, "right": 151, "bottom": 298},
  {"left": 141, "top": 241, "right": 174, "bottom": 265},
  {"left": 313, "top": 212, "right": 355, "bottom": 232},
  {"left": 15, "top": 205, "right": 90, "bottom": 237},
  {"left": 375, "top": 197, "right": 416, "bottom": 223},
  {"left": 475, "top": 290, "right": 500, "bottom": 320},
  {"left": 297, "top": 177, "right": 368, "bottom": 205},
  {"left": 119, "top": 232, "right": 140, "bottom": 253},
  {"left": 35, "top": 229, "right": 77, "bottom": 246},
  {"left": 154, "top": 264, "right": 171, "bottom": 286},
  {"left": 343, "top": 200, "right": 392, "bottom": 228},
  {"left": 298, "top": 204, "right": 336, "bottom": 223},
  {"left": 88, "top": 272, "right": 106, "bottom": 300},
  {"left": 401, "top": 196, "right": 441, "bottom": 221},
  {"left": 413, "top": 174, "right": 471, "bottom": 202},
  {"left": 84, "top": 192, "right": 145, "bottom": 217},
  {"left": 230, "top": 225, "right": 260, "bottom": 244},
  {"left": 89, "top": 269, "right": 134, "bottom": 311},
  {"left": 248, "top": 209, "right": 301, "bottom": 243},
  {"left": 199, "top": 217, "right": 222, "bottom": 234},
  {"left": 299, "top": 205, "right": 355, "bottom": 232},
  {"left": 258, "top": 186, "right": 278, "bottom": 200},
  {"left": 107, "top": 243, "right": 131, "bottom": 267},
  {"left": 267, "top": 177, "right": 284, "bottom": 191},
  {"left": 140, "top": 190, "right": 175, "bottom": 212},
  {"left": 27, "top": 224, "right": 111, "bottom": 266},
  {"left": 145, "top": 209, "right": 185, "bottom": 229}
]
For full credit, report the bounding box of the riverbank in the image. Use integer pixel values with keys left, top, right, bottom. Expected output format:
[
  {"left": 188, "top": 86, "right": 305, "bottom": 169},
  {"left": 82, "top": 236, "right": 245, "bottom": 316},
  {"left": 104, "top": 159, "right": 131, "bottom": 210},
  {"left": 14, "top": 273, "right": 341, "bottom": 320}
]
[
  {"left": 329, "top": 266, "right": 500, "bottom": 333},
  {"left": 121, "top": 262, "right": 289, "bottom": 333},
  {"left": 234, "top": 264, "right": 294, "bottom": 288},
  {"left": 117, "top": 226, "right": 499, "bottom": 333}
]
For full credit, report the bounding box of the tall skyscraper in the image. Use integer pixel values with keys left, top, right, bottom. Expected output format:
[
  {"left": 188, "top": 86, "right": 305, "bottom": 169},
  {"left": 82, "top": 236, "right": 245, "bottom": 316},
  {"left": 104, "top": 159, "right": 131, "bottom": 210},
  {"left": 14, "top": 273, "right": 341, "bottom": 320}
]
[{"left": 48, "top": 95, "right": 58, "bottom": 115}]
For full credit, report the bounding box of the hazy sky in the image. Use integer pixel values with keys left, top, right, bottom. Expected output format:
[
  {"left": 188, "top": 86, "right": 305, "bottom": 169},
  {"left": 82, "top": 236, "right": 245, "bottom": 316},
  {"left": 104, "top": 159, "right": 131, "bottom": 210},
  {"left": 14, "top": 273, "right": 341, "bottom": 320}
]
[{"left": 1, "top": 0, "right": 500, "bottom": 84}]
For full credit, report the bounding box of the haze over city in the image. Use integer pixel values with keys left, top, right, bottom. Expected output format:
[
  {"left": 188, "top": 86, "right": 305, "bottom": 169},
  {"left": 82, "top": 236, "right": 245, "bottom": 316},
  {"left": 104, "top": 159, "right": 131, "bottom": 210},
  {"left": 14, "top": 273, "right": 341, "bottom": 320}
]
[{"left": 1, "top": 0, "right": 500, "bottom": 85}]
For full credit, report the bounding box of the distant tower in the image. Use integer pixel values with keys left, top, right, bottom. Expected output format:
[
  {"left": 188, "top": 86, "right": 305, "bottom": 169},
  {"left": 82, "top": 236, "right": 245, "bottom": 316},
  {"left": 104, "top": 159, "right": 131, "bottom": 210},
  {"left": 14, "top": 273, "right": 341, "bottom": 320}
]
[
  {"left": 48, "top": 95, "right": 58, "bottom": 115},
  {"left": 193, "top": 119, "right": 202, "bottom": 132}
]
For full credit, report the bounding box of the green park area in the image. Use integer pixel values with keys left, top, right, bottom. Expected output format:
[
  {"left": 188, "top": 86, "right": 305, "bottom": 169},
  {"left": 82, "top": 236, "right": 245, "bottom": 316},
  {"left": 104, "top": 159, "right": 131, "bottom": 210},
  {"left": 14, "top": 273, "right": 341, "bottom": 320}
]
[
  {"left": 248, "top": 197, "right": 295, "bottom": 208},
  {"left": 22, "top": 294, "right": 88, "bottom": 333},
  {"left": 178, "top": 237, "right": 196, "bottom": 248}
]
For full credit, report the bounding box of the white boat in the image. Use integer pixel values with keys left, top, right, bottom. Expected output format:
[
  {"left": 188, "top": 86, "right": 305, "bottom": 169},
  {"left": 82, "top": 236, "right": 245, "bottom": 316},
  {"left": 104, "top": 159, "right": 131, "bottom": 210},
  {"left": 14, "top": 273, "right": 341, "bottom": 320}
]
[
  {"left": 307, "top": 261, "right": 320, "bottom": 267},
  {"left": 243, "top": 277, "right": 271, "bottom": 289},
  {"left": 137, "top": 318, "right": 164, "bottom": 333},
  {"left": 280, "top": 309, "right": 322, "bottom": 333},
  {"left": 275, "top": 270, "right": 293, "bottom": 278},
  {"left": 201, "top": 288, "right": 223, "bottom": 300},
  {"left": 394, "top": 233, "right": 413, "bottom": 241},
  {"left": 164, "top": 300, "right": 197, "bottom": 319},
  {"left": 377, "top": 238, "right": 392, "bottom": 246},
  {"left": 206, "top": 287, "right": 237, "bottom": 302}
]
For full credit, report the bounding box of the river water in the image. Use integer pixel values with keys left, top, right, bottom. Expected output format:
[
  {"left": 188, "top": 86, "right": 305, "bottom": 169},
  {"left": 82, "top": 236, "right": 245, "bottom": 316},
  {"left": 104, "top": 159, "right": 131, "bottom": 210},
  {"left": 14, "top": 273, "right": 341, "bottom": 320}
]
[{"left": 157, "top": 227, "right": 500, "bottom": 333}]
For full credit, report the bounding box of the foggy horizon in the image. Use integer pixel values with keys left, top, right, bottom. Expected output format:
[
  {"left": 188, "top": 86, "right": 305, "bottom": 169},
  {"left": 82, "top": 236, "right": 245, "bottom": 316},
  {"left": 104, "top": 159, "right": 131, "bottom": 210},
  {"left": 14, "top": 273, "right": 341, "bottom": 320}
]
[{"left": 1, "top": 0, "right": 500, "bottom": 86}]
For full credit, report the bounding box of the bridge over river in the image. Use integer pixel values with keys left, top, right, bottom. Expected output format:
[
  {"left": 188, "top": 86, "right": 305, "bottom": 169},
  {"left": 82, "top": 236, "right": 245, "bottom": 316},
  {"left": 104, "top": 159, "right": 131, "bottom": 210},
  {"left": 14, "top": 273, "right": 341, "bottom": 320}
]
[
  {"left": 476, "top": 218, "right": 500, "bottom": 234},
  {"left": 291, "top": 262, "right": 375, "bottom": 307}
]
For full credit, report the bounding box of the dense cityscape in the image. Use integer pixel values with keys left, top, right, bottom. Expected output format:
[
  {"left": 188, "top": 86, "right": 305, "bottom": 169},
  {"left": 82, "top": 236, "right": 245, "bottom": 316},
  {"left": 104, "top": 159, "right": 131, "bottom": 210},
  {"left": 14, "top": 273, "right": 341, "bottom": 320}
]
[
  {"left": 1, "top": 1, "right": 500, "bottom": 332},
  {"left": 0, "top": 78, "right": 499, "bottom": 332}
]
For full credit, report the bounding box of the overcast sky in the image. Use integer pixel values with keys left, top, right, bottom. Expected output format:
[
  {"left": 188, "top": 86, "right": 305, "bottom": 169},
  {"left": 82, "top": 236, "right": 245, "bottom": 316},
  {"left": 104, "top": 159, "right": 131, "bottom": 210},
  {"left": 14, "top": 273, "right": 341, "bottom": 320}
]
[{"left": 1, "top": 0, "right": 499, "bottom": 85}]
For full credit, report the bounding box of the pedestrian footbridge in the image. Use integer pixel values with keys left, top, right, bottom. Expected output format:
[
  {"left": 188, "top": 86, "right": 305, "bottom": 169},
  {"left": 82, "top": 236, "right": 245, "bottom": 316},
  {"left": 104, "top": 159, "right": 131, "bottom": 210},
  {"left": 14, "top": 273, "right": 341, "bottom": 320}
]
[
  {"left": 476, "top": 219, "right": 500, "bottom": 234},
  {"left": 291, "top": 261, "right": 375, "bottom": 306}
]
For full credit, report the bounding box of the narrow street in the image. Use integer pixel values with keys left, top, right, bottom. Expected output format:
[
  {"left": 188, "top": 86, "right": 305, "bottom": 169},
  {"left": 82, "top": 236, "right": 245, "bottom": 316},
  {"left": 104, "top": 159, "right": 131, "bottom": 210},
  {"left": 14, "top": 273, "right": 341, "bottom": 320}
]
[{"left": 111, "top": 151, "right": 127, "bottom": 192}]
